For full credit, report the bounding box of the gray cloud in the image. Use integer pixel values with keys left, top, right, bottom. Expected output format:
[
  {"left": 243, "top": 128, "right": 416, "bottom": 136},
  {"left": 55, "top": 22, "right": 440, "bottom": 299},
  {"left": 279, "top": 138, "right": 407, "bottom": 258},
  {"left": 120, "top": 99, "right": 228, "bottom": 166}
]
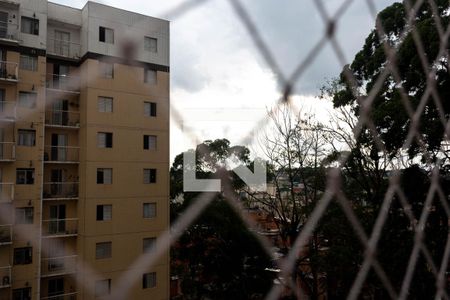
[
  {"left": 51, "top": 0, "right": 397, "bottom": 96},
  {"left": 235, "top": 0, "right": 398, "bottom": 95}
]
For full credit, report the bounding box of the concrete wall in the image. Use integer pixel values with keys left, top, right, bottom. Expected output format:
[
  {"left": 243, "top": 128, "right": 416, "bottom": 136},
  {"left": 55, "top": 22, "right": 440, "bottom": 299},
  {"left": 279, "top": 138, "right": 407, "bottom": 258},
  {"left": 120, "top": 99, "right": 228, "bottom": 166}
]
[
  {"left": 19, "top": 0, "right": 47, "bottom": 50},
  {"left": 83, "top": 2, "right": 169, "bottom": 66}
]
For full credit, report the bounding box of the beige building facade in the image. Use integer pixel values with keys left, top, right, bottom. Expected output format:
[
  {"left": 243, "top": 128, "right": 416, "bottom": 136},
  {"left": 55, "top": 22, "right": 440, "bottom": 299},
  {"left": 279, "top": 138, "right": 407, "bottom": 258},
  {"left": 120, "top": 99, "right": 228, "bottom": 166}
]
[{"left": 0, "top": 1, "right": 169, "bottom": 299}]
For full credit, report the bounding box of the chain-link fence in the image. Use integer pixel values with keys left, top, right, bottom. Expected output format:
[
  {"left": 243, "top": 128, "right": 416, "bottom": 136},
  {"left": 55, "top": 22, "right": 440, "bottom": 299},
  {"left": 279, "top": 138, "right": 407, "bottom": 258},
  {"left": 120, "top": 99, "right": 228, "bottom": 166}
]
[
  {"left": 2, "top": 0, "right": 450, "bottom": 299},
  {"left": 165, "top": 0, "right": 450, "bottom": 299}
]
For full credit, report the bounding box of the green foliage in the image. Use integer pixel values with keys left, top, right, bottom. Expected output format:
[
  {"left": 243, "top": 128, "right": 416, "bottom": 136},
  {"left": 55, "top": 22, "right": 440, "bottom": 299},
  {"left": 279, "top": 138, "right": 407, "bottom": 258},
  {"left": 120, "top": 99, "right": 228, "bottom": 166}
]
[
  {"left": 170, "top": 139, "right": 273, "bottom": 299},
  {"left": 325, "top": 1, "right": 450, "bottom": 158}
]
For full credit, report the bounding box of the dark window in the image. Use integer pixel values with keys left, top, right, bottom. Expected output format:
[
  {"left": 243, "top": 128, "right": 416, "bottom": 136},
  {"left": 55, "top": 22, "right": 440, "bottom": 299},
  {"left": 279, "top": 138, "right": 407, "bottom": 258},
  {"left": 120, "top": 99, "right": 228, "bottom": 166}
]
[
  {"left": 144, "top": 69, "right": 157, "bottom": 84},
  {"left": 143, "top": 135, "right": 157, "bottom": 150},
  {"left": 144, "top": 102, "right": 156, "bottom": 117},
  {"left": 97, "top": 168, "right": 112, "bottom": 184},
  {"left": 98, "top": 96, "right": 113, "bottom": 112},
  {"left": 13, "top": 287, "right": 31, "bottom": 300},
  {"left": 143, "top": 237, "right": 156, "bottom": 253},
  {"left": 99, "top": 26, "right": 114, "bottom": 44},
  {"left": 144, "top": 37, "right": 157, "bottom": 53},
  {"left": 97, "top": 132, "right": 113, "bottom": 148},
  {"left": 143, "top": 203, "right": 156, "bottom": 219},
  {"left": 143, "top": 272, "right": 156, "bottom": 289},
  {"left": 144, "top": 169, "right": 156, "bottom": 184},
  {"left": 18, "top": 92, "right": 37, "bottom": 108},
  {"left": 14, "top": 247, "right": 32, "bottom": 265},
  {"left": 99, "top": 61, "right": 114, "bottom": 79},
  {"left": 96, "top": 205, "right": 112, "bottom": 221},
  {"left": 16, "top": 168, "right": 34, "bottom": 185},
  {"left": 95, "top": 279, "right": 111, "bottom": 297},
  {"left": 18, "top": 129, "right": 36, "bottom": 146},
  {"left": 15, "top": 207, "right": 34, "bottom": 224},
  {"left": 96, "top": 242, "right": 112, "bottom": 259},
  {"left": 19, "top": 55, "right": 38, "bottom": 71},
  {"left": 48, "top": 278, "right": 64, "bottom": 297},
  {"left": 21, "top": 16, "right": 39, "bottom": 35}
]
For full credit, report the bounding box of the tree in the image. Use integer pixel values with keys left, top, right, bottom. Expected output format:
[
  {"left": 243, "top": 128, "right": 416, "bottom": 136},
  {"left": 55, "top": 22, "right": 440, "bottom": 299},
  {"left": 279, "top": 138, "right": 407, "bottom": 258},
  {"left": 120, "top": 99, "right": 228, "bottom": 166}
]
[
  {"left": 324, "top": 0, "right": 450, "bottom": 162},
  {"left": 242, "top": 105, "right": 329, "bottom": 299},
  {"left": 170, "top": 139, "right": 273, "bottom": 299},
  {"left": 320, "top": 1, "right": 450, "bottom": 298}
]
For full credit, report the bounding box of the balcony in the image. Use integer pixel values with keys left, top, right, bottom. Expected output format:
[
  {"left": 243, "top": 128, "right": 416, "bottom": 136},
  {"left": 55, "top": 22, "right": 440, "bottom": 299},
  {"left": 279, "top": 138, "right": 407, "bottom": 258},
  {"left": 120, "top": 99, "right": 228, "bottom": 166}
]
[
  {"left": 0, "top": 101, "right": 16, "bottom": 121},
  {"left": 0, "top": 266, "right": 11, "bottom": 289},
  {"left": 0, "top": 142, "right": 15, "bottom": 162},
  {"left": 45, "top": 110, "right": 80, "bottom": 129},
  {"left": 42, "top": 218, "right": 78, "bottom": 238},
  {"left": 0, "top": 61, "right": 18, "bottom": 83},
  {"left": 0, "top": 224, "right": 11, "bottom": 245},
  {"left": 43, "top": 182, "right": 79, "bottom": 200},
  {"left": 46, "top": 74, "right": 80, "bottom": 93},
  {"left": 44, "top": 146, "right": 80, "bottom": 164},
  {"left": 47, "top": 38, "right": 81, "bottom": 61},
  {"left": 41, "top": 292, "right": 77, "bottom": 300},
  {"left": 0, "top": 183, "right": 14, "bottom": 203},
  {"left": 0, "top": 18, "right": 19, "bottom": 45},
  {"left": 41, "top": 255, "right": 77, "bottom": 277}
]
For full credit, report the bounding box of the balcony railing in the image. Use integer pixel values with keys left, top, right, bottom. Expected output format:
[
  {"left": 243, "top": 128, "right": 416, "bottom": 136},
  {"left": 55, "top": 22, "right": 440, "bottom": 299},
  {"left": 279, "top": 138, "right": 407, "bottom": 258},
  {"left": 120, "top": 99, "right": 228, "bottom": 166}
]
[
  {"left": 41, "top": 255, "right": 77, "bottom": 277},
  {"left": 0, "top": 266, "right": 11, "bottom": 288},
  {"left": 47, "top": 38, "right": 81, "bottom": 60},
  {"left": 46, "top": 74, "right": 80, "bottom": 93},
  {"left": 0, "top": 21, "right": 19, "bottom": 42},
  {"left": 41, "top": 292, "right": 77, "bottom": 300},
  {"left": 43, "top": 182, "right": 79, "bottom": 200},
  {"left": 0, "top": 183, "right": 14, "bottom": 203},
  {"left": 42, "top": 218, "right": 78, "bottom": 237},
  {"left": 0, "top": 61, "right": 18, "bottom": 83},
  {"left": 0, "top": 101, "right": 16, "bottom": 121},
  {"left": 44, "top": 146, "right": 80, "bottom": 163},
  {"left": 0, "top": 142, "right": 15, "bottom": 161},
  {"left": 45, "top": 110, "right": 80, "bottom": 128},
  {"left": 0, "top": 225, "right": 12, "bottom": 245}
]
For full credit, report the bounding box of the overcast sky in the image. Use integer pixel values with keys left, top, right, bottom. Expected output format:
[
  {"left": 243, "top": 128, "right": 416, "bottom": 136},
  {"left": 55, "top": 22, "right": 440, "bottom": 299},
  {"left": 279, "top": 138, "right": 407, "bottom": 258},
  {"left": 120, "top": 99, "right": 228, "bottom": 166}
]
[{"left": 52, "top": 0, "right": 397, "bottom": 162}]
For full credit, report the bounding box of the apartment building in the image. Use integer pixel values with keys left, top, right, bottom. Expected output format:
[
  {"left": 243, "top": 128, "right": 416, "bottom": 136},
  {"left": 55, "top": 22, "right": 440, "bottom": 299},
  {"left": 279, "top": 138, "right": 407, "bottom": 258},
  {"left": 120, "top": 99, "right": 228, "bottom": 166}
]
[{"left": 0, "top": 1, "right": 170, "bottom": 299}]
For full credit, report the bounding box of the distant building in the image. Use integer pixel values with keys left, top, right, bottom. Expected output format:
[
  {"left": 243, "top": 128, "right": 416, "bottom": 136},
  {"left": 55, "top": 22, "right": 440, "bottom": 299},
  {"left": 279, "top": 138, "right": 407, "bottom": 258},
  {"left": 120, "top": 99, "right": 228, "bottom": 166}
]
[{"left": 0, "top": 1, "right": 169, "bottom": 299}]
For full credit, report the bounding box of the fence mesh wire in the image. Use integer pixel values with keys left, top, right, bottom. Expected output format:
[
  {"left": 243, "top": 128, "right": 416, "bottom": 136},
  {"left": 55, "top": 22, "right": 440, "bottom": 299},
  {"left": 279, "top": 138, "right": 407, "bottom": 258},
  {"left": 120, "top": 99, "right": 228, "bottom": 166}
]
[
  {"left": 164, "top": 0, "right": 450, "bottom": 299},
  {"left": 1, "top": 0, "right": 450, "bottom": 299}
]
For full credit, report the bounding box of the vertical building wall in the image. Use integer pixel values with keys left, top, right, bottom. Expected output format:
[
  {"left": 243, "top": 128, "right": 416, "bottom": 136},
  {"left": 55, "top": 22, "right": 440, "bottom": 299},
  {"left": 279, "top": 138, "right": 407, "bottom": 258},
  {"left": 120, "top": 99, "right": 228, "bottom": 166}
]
[{"left": 0, "top": 1, "right": 170, "bottom": 299}]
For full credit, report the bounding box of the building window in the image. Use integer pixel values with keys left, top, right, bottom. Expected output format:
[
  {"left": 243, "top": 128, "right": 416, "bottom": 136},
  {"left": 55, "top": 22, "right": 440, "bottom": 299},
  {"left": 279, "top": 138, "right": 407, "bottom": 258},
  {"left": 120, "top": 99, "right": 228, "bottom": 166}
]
[
  {"left": 144, "top": 102, "right": 156, "bottom": 117},
  {"left": 98, "top": 96, "right": 113, "bottom": 113},
  {"left": 143, "top": 135, "right": 157, "bottom": 150},
  {"left": 19, "top": 55, "right": 38, "bottom": 71},
  {"left": 143, "top": 203, "right": 156, "bottom": 219},
  {"left": 99, "top": 26, "right": 114, "bottom": 44},
  {"left": 15, "top": 207, "right": 34, "bottom": 224},
  {"left": 13, "top": 247, "right": 32, "bottom": 265},
  {"left": 97, "top": 168, "right": 112, "bottom": 184},
  {"left": 96, "top": 242, "right": 112, "bottom": 259},
  {"left": 13, "top": 288, "right": 32, "bottom": 300},
  {"left": 95, "top": 279, "right": 111, "bottom": 297},
  {"left": 96, "top": 205, "right": 112, "bottom": 221},
  {"left": 143, "top": 272, "right": 156, "bottom": 289},
  {"left": 16, "top": 168, "right": 34, "bottom": 185},
  {"left": 21, "top": 16, "right": 39, "bottom": 35},
  {"left": 18, "top": 92, "right": 37, "bottom": 108},
  {"left": 48, "top": 278, "right": 64, "bottom": 298},
  {"left": 99, "top": 62, "right": 114, "bottom": 79},
  {"left": 143, "top": 237, "right": 156, "bottom": 254},
  {"left": 18, "top": 129, "right": 36, "bottom": 146},
  {"left": 144, "top": 37, "right": 157, "bottom": 53},
  {"left": 143, "top": 169, "right": 156, "bottom": 184},
  {"left": 144, "top": 69, "right": 157, "bottom": 84},
  {"left": 97, "top": 132, "right": 113, "bottom": 148}
]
